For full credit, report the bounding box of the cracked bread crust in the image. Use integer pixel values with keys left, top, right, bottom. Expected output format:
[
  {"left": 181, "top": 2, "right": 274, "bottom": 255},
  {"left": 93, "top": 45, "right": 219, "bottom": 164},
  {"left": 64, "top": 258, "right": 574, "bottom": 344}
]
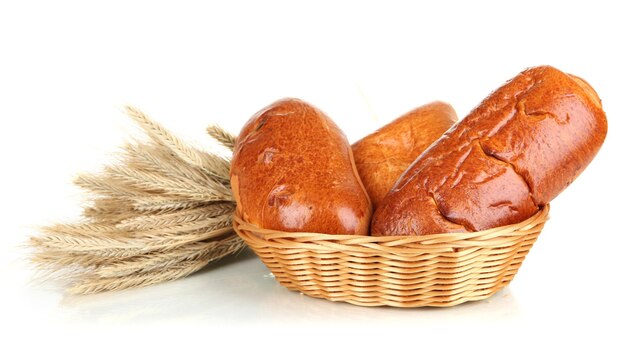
[{"left": 372, "top": 66, "right": 607, "bottom": 236}]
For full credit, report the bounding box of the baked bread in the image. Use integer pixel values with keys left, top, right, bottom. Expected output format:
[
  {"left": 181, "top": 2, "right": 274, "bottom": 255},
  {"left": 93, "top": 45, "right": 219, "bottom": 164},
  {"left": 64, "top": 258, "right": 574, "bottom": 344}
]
[
  {"left": 371, "top": 66, "right": 607, "bottom": 236},
  {"left": 352, "top": 102, "right": 457, "bottom": 208},
  {"left": 231, "top": 98, "right": 372, "bottom": 235}
]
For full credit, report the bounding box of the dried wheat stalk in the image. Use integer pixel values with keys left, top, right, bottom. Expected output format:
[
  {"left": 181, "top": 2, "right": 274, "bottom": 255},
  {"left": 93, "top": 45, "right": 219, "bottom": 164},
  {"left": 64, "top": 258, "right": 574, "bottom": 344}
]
[{"left": 29, "top": 106, "right": 245, "bottom": 294}]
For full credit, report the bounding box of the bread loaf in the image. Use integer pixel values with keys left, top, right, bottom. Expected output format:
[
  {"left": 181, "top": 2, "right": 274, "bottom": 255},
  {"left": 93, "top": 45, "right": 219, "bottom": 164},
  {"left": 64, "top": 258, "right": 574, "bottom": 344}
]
[
  {"left": 371, "top": 66, "right": 607, "bottom": 236},
  {"left": 352, "top": 102, "right": 457, "bottom": 208},
  {"left": 231, "top": 98, "right": 372, "bottom": 235}
]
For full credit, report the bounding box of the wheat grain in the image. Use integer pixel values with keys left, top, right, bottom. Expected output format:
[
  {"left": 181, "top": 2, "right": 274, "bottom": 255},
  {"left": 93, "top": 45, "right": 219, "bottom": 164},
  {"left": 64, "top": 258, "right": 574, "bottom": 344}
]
[
  {"left": 96, "top": 235, "right": 244, "bottom": 278},
  {"left": 125, "top": 106, "right": 207, "bottom": 168},
  {"left": 131, "top": 198, "right": 213, "bottom": 212},
  {"left": 118, "top": 203, "right": 234, "bottom": 231},
  {"left": 83, "top": 198, "right": 137, "bottom": 224},
  {"left": 135, "top": 213, "right": 232, "bottom": 236},
  {"left": 105, "top": 165, "right": 222, "bottom": 201},
  {"left": 31, "top": 250, "right": 108, "bottom": 269},
  {"left": 36, "top": 215, "right": 230, "bottom": 250},
  {"left": 69, "top": 235, "right": 245, "bottom": 294},
  {"left": 84, "top": 198, "right": 132, "bottom": 216},
  {"left": 124, "top": 106, "right": 230, "bottom": 182},
  {"left": 31, "top": 232, "right": 135, "bottom": 253},
  {"left": 68, "top": 260, "right": 210, "bottom": 294},
  {"left": 75, "top": 174, "right": 143, "bottom": 198},
  {"left": 206, "top": 125, "right": 237, "bottom": 151},
  {"left": 125, "top": 142, "right": 215, "bottom": 186},
  {"left": 136, "top": 226, "right": 235, "bottom": 253},
  {"left": 105, "top": 164, "right": 233, "bottom": 202}
]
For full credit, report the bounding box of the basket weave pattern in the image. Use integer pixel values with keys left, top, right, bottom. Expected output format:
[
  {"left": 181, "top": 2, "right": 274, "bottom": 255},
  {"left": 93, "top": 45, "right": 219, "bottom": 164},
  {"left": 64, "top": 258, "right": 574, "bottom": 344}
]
[{"left": 233, "top": 205, "right": 549, "bottom": 307}]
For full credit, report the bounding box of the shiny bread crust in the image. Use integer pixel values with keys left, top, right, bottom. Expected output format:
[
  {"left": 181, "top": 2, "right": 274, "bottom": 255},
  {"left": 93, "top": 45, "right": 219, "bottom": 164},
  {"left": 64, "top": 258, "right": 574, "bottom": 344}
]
[{"left": 372, "top": 66, "right": 607, "bottom": 236}]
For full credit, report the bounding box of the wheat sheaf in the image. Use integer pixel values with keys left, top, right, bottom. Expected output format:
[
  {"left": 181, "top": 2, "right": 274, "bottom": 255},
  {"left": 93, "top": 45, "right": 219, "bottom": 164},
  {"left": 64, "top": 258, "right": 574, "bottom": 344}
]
[{"left": 29, "top": 106, "right": 245, "bottom": 294}]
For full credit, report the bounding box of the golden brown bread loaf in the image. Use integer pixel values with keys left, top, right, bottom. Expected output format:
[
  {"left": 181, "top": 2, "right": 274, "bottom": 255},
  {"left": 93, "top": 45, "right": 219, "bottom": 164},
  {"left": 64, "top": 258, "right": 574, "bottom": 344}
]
[
  {"left": 352, "top": 102, "right": 457, "bottom": 208},
  {"left": 371, "top": 66, "right": 608, "bottom": 236},
  {"left": 231, "top": 98, "right": 372, "bottom": 235}
]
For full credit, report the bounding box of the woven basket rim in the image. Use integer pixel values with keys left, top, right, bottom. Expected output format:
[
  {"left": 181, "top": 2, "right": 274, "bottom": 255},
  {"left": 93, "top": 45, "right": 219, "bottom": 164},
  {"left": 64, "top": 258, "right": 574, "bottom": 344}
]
[{"left": 233, "top": 204, "right": 549, "bottom": 252}]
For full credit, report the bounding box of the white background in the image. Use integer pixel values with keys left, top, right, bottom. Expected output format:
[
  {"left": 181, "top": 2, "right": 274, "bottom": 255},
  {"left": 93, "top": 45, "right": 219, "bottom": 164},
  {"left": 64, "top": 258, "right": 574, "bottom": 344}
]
[{"left": 1, "top": 0, "right": 624, "bottom": 351}]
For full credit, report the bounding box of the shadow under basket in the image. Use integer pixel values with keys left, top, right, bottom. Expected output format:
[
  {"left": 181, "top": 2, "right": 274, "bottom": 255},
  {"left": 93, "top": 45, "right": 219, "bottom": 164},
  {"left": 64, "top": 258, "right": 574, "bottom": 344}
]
[{"left": 233, "top": 205, "right": 549, "bottom": 308}]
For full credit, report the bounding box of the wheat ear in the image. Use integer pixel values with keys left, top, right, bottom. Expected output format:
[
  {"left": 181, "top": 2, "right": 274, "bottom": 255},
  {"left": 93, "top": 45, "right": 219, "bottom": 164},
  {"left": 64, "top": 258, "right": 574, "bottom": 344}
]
[
  {"left": 29, "top": 106, "right": 244, "bottom": 294},
  {"left": 125, "top": 106, "right": 231, "bottom": 182},
  {"left": 207, "top": 125, "right": 237, "bottom": 151}
]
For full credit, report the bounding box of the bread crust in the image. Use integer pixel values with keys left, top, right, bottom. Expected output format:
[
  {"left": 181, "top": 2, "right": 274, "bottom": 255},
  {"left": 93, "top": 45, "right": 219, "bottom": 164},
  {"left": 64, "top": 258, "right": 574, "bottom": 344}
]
[
  {"left": 372, "top": 66, "right": 607, "bottom": 236},
  {"left": 231, "top": 98, "right": 372, "bottom": 235},
  {"left": 352, "top": 102, "right": 457, "bottom": 208}
]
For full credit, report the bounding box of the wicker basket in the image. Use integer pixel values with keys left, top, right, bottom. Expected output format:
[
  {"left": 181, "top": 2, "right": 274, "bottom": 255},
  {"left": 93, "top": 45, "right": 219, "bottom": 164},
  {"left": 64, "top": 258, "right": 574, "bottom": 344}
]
[{"left": 233, "top": 205, "right": 549, "bottom": 308}]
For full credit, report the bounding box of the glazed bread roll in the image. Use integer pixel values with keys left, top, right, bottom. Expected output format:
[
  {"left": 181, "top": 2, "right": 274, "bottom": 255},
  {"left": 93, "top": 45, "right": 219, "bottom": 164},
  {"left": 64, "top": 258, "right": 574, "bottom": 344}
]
[
  {"left": 231, "top": 98, "right": 372, "bottom": 235},
  {"left": 352, "top": 102, "right": 457, "bottom": 208},
  {"left": 372, "top": 66, "right": 607, "bottom": 236}
]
